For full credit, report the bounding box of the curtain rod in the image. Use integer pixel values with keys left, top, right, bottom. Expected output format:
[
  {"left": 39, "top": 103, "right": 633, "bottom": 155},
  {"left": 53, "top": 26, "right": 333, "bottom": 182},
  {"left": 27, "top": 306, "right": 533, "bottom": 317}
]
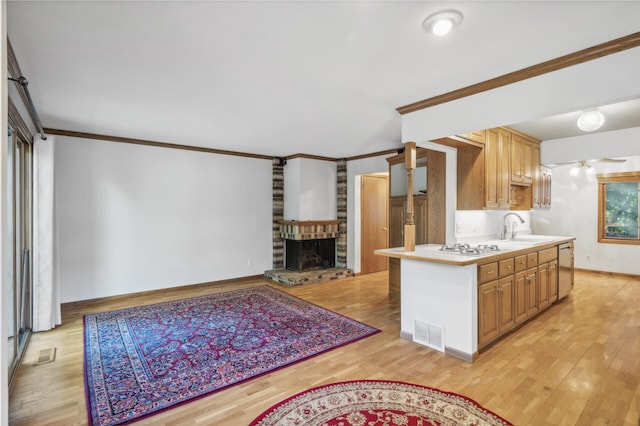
[{"left": 8, "top": 76, "right": 47, "bottom": 140}]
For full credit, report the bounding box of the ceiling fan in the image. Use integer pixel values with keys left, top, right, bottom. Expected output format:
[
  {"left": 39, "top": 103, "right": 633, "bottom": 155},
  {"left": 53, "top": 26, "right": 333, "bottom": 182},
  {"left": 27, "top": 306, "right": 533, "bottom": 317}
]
[{"left": 564, "top": 158, "right": 627, "bottom": 177}]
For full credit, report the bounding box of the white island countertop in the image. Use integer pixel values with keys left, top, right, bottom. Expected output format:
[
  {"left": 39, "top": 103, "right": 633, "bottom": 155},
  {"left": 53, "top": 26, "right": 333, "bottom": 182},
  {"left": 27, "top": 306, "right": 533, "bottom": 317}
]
[{"left": 375, "top": 235, "right": 576, "bottom": 266}]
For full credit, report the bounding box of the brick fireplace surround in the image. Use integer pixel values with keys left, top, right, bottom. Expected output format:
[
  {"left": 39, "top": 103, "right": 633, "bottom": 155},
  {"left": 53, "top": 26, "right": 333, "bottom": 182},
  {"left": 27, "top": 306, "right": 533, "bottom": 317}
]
[{"left": 265, "top": 159, "right": 353, "bottom": 286}]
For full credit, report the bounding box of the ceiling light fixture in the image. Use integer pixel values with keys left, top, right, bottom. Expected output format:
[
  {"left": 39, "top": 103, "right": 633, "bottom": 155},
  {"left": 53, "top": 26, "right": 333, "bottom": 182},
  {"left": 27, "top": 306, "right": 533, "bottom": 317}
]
[
  {"left": 577, "top": 109, "right": 605, "bottom": 132},
  {"left": 569, "top": 160, "right": 597, "bottom": 179},
  {"left": 423, "top": 10, "right": 463, "bottom": 36}
]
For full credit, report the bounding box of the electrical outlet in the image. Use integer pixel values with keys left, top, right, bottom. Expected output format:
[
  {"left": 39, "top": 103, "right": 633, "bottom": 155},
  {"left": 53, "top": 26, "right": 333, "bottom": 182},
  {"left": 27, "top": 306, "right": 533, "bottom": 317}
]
[
  {"left": 586, "top": 254, "right": 591, "bottom": 261},
  {"left": 247, "top": 259, "right": 252, "bottom": 266},
  {"left": 455, "top": 223, "right": 462, "bottom": 234}
]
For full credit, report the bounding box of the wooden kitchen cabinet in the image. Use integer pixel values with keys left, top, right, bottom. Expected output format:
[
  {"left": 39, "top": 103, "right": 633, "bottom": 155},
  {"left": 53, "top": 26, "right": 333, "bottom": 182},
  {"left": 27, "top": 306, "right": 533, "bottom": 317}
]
[
  {"left": 540, "top": 167, "right": 552, "bottom": 208},
  {"left": 548, "top": 259, "right": 558, "bottom": 301},
  {"left": 525, "top": 268, "right": 539, "bottom": 318},
  {"left": 514, "top": 270, "right": 528, "bottom": 324},
  {"left": 479, "top": 243, "right": 565, "bottom": 349},
  {"left": 456, "top": 126, "right": 541, "bottom": 210},
  {"left": 538, "top": 262, "right": 550, "bottom": 310},
  {"left": 532, "top": 143, "right": 552, "bottom": 209},
  {"left": 485, "top": 128, "right": 512, "bottom": 209},
  {"left": 511, "top": 134, "right": 534, "bottom": 185},
  {"left": 532, "top": 144, "right": 542, "bottom": 207},
  {"left": 478, "top": 275, "right": 515, "bottom": 348},
  {"left": 538, "top": 252, "right": 559, "bottom": 310}
]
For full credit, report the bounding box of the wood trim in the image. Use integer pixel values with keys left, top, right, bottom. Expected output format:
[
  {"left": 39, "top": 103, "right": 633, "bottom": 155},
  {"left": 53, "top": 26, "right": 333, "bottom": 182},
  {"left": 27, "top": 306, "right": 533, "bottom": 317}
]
[
  {"left": 8, "top": 97, "right": 35, "bottom": 142},
  {"left": 445, "top": 346, "right": 478, "bottom": 363},
  {"left": 6, "top": 38, "right": 22, "bottom": 80},
  {"left": 346, "top": 148, "right": 402, "bottom": 162},
  {"left": 43, "top": 128, "right": 274, "bottom": 160},
  {"left": 597, "top": 172, "right": 640, "bottom": 245},
  {"left": 280, "top": 220, "right": 341, "bottom": 226},
  {"left": 284, "top": 153, "right": 337, "bottom": 162},
  {"left": 596, "top": 171, "right": 640, "bottom": 183},
  {"left": 399, "top": 330, "right": 413, "bottom": 341},
  {"left": 45, "top": 128, "right": 403, "bottom": 164},
  {"left": 574, "top": 268, "right": 640, "bottom": 280},
  {"left": 60, "top": 275, "right": 265, "bottom": 311},
  {"left": 396, "top": 31, "right": 640, "bottom": 115}
]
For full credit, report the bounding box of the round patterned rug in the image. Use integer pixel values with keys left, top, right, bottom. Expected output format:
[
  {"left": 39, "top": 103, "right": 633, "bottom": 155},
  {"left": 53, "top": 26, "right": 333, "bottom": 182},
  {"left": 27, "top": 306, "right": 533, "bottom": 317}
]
[{"left": 250, "top": 380, "right": 513, "bottom": 426}]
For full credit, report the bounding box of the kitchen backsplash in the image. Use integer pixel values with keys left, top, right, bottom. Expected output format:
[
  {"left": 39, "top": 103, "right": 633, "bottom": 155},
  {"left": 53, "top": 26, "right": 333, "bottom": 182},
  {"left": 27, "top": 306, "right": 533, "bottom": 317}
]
[{"left": 455, "top": 210, "right": 531, "bottom": 244}]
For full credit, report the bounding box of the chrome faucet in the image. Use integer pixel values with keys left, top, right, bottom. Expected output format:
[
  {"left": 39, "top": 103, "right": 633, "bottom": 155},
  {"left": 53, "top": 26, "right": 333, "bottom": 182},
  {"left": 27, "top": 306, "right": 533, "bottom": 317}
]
[{"left": 500, "top": 212, "right": 525, "bottom": 240}]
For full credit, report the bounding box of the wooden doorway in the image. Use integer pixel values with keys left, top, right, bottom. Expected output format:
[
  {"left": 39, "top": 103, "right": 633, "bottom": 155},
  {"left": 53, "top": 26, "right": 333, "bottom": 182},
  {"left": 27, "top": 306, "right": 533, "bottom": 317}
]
[{"left": 361, "top": 174, "right": 388, "bottom": 274}]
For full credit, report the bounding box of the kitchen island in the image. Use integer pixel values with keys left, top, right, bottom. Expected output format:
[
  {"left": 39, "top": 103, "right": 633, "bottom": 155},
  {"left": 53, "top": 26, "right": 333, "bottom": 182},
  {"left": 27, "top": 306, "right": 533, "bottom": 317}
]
[{"left": 375, "top": 235, "right": 575, "bottom": 362}]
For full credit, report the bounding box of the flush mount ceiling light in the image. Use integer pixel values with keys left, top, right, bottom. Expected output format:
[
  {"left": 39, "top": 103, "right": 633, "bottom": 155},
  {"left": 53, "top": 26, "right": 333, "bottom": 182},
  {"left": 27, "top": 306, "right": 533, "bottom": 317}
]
[
  {"left": 422, "top": 10, "right": 463, "bottom": 36},
  {"left": 577, "top": 109, "right": 605, "bottom": 132}
]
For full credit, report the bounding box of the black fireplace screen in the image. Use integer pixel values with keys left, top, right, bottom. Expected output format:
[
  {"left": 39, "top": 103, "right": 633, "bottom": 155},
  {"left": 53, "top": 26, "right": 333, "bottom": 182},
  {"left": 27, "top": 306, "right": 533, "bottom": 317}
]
[{"left": 286, "top": 238, "right": 335, "bottom": 272}]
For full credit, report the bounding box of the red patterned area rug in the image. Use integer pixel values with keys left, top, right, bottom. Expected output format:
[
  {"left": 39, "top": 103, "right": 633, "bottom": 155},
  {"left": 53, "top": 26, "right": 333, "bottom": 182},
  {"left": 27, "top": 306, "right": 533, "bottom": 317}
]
[
  {"left": 83, "top": 286, "right": 379, "bottom": 426},
  {"left": 250, "top": 380, "right": 513, "bottom": 426}
]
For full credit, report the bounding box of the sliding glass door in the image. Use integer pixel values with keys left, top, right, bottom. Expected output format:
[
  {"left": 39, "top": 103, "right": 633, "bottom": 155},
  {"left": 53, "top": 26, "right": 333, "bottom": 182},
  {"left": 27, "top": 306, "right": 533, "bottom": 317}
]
[{"left": 6, "top": 127, "right": 33, "bottom": 385}]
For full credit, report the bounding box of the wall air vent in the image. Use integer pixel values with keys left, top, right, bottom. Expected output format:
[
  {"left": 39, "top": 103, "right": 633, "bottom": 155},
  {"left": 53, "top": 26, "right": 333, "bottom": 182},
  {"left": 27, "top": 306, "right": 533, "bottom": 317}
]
[{"left": 414, "top": 320, "right": 445, "bottom": 352}]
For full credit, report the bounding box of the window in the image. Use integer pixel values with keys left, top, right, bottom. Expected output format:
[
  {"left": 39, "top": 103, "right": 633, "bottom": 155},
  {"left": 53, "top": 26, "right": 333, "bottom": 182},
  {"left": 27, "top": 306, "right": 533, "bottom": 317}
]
[{"left": 597, "top": 171, "right": 640, "bottom": 244}]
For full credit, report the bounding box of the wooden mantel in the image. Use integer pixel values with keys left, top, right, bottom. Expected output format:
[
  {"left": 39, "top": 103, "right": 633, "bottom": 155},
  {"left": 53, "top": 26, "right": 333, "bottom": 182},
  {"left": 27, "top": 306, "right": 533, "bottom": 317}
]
[{"left": 280, "top": 220, "right": 341, "bottom": 240}]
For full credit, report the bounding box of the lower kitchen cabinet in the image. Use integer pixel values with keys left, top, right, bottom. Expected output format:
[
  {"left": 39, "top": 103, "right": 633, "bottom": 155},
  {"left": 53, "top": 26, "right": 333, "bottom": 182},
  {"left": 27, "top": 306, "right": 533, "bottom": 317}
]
[
  {"left": 478, "top": 275, "right": 515, "bottom": 348},
  {"left": 548, "top": 259, "right": 558, "bottom": 301},
  {"left": 479, "top": 244, "right": 561, "bottom": 350}
]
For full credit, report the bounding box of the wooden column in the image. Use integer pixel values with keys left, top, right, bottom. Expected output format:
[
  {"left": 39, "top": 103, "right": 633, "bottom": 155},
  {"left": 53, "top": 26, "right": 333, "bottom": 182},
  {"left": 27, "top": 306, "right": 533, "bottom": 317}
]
[{"left": 404, "top": 141, "right": 416, "bottom": 252}]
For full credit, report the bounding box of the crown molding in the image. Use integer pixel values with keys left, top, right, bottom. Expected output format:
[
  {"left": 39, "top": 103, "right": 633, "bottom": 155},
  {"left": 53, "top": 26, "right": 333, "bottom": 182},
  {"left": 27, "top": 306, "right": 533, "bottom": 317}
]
[{"left": 396, "top": 31, "right": 640, "bottom": 115}]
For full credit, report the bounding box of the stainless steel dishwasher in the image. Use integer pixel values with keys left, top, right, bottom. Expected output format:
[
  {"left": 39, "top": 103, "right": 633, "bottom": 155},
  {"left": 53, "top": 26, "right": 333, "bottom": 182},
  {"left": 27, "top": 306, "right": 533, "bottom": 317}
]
[{"left": 558, "top": 242, "right": 574, "bottom": 299}]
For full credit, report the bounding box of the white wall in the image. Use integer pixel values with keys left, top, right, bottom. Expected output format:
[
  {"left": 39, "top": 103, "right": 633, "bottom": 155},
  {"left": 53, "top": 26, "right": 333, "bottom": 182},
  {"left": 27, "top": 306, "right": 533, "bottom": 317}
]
[
  {"left": 541, "top": 127, "right": 640, "bottom": 165},
  {"left": 532, "top": 153, "right": 640, "bottom": 275},
  {"left": 283, "top": 157, "right": 336, "bottom": 220},
  {"left": 55, "top": 137, "right": 273, "bottom": 302}
]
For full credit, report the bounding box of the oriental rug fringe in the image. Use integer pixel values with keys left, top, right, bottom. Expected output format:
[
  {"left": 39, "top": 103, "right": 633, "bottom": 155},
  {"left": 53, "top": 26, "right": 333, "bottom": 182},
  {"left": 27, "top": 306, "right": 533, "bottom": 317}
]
[
  {"left": 83, "top": 285, "right": 379, "bottom": 425},
  {"left": 250, "top": 380, "right": 513, "bottom": 426}
]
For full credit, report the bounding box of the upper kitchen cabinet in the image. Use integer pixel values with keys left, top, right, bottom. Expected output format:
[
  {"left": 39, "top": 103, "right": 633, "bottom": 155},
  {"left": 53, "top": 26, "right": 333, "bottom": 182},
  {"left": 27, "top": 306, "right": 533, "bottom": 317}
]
[
  {"left": 452, "top": 127, "right": 547, "bottom": 211},
  {"left": 456, "top": 127, "right": 511, "bottom": 210},
  {"left": 531, "top": 144, "right": 551, "bottom": 209},
  {"left": 510, "top": 133, "right": 534, "bottom": 185},
  {"left": 485, "top": 128, "right": 512, "bottom": 209}
]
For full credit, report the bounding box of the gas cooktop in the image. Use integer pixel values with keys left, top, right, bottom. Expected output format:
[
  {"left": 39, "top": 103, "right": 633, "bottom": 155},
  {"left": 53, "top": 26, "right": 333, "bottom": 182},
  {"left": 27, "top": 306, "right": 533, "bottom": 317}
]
[{"left": 439, "top": 243, "right": 501, "bottom": 256}]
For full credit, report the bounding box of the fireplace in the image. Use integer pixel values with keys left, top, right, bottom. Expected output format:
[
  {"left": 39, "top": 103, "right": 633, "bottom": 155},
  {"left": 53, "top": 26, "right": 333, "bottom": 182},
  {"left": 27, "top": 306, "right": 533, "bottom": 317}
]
[
  {"left": 286, "top": 238, "right": 335, "bottom": 272},
  {"left": 266, "top": 220, "right": 352, "bottom": 286},
  {"left": 281, "top": 220, "right": 340, "bottom": 272}
]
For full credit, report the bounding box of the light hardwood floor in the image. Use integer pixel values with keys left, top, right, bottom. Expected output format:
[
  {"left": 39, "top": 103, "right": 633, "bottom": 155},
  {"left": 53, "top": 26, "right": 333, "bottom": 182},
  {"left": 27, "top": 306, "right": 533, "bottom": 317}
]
[{"left": 9, "top": 270, "right": 640, "bottom": 425}]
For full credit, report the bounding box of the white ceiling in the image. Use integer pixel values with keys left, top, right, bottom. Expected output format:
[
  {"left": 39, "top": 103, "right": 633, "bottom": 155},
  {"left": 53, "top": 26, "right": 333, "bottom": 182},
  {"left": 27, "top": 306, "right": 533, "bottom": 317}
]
[{"left": 6, "top": 1, "right": 640, "bottom": 158}]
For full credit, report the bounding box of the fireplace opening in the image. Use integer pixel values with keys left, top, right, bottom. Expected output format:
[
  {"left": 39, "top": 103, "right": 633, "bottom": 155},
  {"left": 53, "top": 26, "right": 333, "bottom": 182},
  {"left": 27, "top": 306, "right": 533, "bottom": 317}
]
[{"left": 286, "top": 238, "right": 335, "bottom": 272}]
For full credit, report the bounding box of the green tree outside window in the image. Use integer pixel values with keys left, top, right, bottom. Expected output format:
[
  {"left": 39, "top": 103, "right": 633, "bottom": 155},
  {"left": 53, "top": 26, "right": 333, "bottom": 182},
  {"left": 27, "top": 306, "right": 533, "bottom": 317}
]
[{"left": 598, "top": 172, "right": 640, "bottom": 244}]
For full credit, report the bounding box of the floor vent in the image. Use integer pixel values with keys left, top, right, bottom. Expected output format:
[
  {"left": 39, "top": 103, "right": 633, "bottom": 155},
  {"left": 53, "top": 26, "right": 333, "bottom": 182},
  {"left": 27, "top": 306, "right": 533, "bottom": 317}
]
[
  {"left": 413, "top": 320, "right": 445, "bottom": 352},
  {"left": 34, "top": 348, "right": 56, "bottom": 366}
]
